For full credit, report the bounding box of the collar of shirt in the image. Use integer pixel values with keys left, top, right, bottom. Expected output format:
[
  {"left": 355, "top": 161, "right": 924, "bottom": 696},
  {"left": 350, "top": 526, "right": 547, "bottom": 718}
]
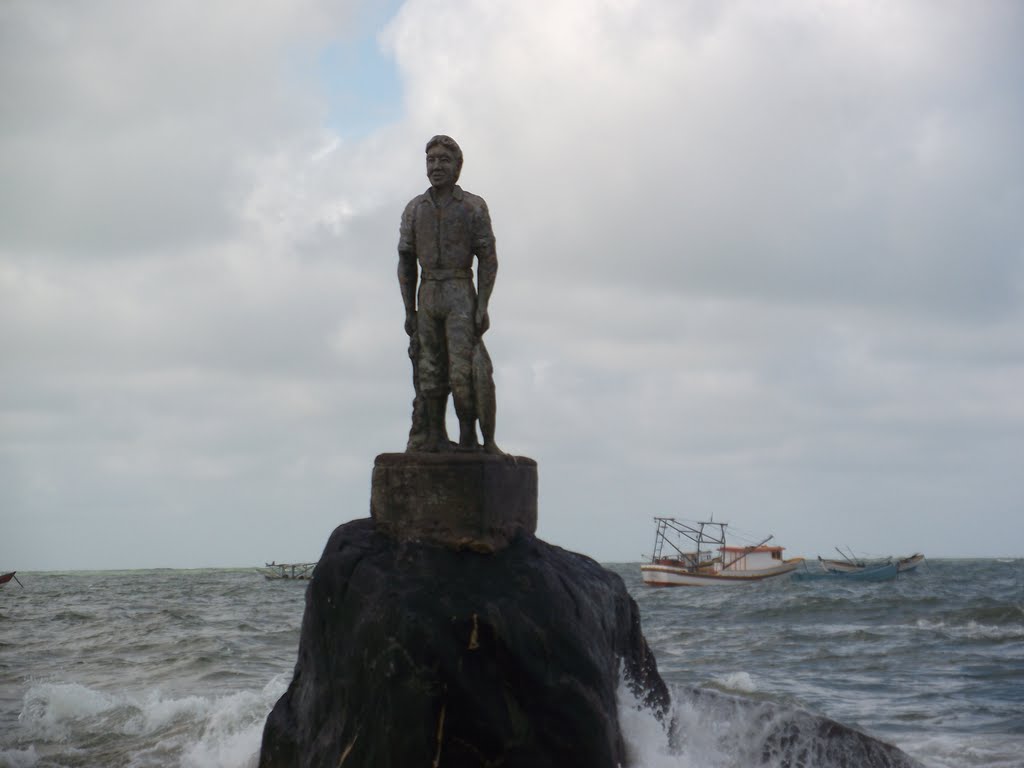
[{"left": 426, "top": 185, "right": 464, "bottom": 206}]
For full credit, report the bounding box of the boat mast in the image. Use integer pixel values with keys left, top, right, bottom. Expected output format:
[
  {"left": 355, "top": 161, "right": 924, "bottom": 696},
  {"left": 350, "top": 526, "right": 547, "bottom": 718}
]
[
  {"left": 651, "top": 518, "right": 668, "bottom": 561},
  {"left": 652, "top": 517, "right": 715, "bottom": 565},
  {"left": 695, "top": 520, "right": 727, "bottom": 566}
]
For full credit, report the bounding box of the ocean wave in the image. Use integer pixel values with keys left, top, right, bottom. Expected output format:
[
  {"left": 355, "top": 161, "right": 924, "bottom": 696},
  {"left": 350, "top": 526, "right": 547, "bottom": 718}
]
[
  {"left": 8, "top": 676, "right": 289, "bottom": 768},
  {"left": 901, "top": 732, "right": 1024, "bottom": 768},
  {"left": 913, "top": 618, "right": 1024, "bottom": 641},
  {"left": 709, "top": 671, "right": 758, "bottom": 693},
  {"left": 0, "top": 745, "right": 38, "bottom": 768},
  {"left": 19, "top": 682, "right": 120, "bottom": 740},
  {"left": 617, "top": 677, "right": 925, "bottom": 768}
]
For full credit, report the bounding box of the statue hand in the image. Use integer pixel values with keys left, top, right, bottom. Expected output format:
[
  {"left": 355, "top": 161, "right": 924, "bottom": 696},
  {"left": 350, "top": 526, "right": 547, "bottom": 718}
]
[
  {"left": 475, "top": 306, "right": 490, "bottom": 336},
  {"left": 405, "top": 311, "right": 417, "bottom": 337}
]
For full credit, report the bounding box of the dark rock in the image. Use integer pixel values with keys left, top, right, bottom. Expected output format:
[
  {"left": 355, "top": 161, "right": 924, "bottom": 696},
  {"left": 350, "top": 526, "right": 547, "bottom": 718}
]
[{"left": 259, "top": 519, "right": 670, "bottom": 768}]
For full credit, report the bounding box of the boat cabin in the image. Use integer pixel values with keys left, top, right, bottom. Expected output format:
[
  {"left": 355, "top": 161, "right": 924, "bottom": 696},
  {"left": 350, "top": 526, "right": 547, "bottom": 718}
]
[{"left": 720, "top": 545, "right": 785, "bottom": 572}]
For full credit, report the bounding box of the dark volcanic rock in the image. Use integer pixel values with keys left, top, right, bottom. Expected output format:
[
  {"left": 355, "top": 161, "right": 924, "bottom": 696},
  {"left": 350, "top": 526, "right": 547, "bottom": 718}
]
[{"left": 259, "top": 518, "right": 669, "bottom": 768}]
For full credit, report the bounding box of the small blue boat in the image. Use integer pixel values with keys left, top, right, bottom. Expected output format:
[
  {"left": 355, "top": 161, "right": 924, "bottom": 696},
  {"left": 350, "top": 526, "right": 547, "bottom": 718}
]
[{"left": 792, "top": 561, "right": 899, "bottom": 582}]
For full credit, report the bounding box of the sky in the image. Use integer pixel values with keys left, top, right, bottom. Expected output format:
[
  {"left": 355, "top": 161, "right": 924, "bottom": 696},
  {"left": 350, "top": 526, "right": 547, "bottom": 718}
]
[{"left": 2, "top": 0, "right": 1022, "bottom": 571}]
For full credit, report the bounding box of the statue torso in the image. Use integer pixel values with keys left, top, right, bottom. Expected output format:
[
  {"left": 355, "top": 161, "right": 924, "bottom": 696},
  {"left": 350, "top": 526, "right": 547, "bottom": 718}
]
[{"left": 399, "top": 186, "right": 494, "bottom": 270}]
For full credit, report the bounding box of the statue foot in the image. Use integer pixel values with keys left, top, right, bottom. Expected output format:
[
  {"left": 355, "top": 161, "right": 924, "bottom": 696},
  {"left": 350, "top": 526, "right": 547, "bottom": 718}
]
[
  {"left": 413, "top": 435, "right": 452, "bottom": 453},
  {"left": 405, "top": 432, "right": 431, "bottom": 452},
  {"left": 457, "top": 435, "right": 481, "bottom": 451},
  {"left": 483, "top": 440, "right": 506, "bottom": 457},
  {"left": 457, "top": 418, "right": 480, "bottom": 452}
]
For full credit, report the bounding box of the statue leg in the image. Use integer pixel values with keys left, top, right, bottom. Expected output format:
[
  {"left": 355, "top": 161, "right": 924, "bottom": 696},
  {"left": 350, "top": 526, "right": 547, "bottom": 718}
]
[
  {"left": 417, "top": 305, "right": 452, "bottom": 452},
  {"left": 424, "top": 395, "right": 451, "bottom": 452},
  {"left": 447, "top": 307, "right": 479, "bottom": 451}
]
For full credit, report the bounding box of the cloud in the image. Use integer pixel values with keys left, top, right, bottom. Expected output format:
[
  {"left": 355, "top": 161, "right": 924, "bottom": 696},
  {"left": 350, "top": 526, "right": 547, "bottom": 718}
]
[
  {"left": 0, "top": 0, "right": 358, "bottom": 256},
  {"left": 384, "top": 0, "right": 1024, "bottom": 317},
  {"left": 1, "top": 0, "right": 1022, "bottom": 568}
]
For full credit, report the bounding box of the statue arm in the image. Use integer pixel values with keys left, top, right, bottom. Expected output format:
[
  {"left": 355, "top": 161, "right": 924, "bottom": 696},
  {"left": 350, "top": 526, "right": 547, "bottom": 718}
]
[
  {"left": 398, "top": 202, "right": 418, "bottom": 336},
  {"left": 473, "top": 202, "right": 497, "bottom": 336},
  {"left": 398, "top": 250, "right": 417, "bottom": 336},
  {"left": 476, "top": 245, "right": 496, "bottom": 335}
]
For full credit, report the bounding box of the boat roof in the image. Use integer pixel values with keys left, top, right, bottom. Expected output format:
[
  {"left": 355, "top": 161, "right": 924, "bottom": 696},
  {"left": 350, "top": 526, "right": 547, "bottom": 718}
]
[{"left": 721, "top": 545, "right": 784, "bottom": 553}]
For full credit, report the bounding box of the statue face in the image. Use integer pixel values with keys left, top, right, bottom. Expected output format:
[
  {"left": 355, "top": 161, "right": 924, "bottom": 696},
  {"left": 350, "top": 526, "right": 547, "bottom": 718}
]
[{"left": 426, "top": 145, "right": 457, "bottom": 189}]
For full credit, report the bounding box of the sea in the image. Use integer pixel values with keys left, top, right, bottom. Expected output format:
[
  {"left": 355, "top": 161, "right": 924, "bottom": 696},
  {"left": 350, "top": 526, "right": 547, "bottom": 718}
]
[{"left": 1, "top": 558, "right": 1021, "bottom": 767}]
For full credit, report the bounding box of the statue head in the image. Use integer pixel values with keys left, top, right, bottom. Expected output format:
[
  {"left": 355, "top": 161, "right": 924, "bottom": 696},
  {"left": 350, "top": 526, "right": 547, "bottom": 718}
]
[{"left": 425, "top": 135, "right": 463, "bottom": 186}]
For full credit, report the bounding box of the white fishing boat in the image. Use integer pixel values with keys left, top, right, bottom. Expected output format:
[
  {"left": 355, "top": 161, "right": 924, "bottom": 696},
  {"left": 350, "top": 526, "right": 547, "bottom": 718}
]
[{"left": 640, "top": 517, "right": 802, "bottom": 587}]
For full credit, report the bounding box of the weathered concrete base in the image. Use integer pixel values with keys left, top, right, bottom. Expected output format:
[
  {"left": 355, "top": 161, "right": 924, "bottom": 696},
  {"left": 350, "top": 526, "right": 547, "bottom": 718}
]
[{"left": 371, "top": 452, "right": 537, "bottom": 552}]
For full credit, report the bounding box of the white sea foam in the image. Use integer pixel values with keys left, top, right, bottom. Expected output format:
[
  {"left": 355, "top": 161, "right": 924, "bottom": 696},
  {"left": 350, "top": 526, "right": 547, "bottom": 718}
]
[
  {"left": 959, "top": 621, "right": 1024, "bottom": 640},
  {"left": 123, "top": 691, "right": 212, "bottom": 735},
  {"left": 711, "top": 671, "right": 757, "bottom": 692},
  {"left": 618, "top": 680, "right": 693, "bottom": 768},
  {"left": 19, "top": 682, "right": 120, "bottom": 740},
  {"left": 914, "top": 618, "right": 1024, "bottom": 640},
  {"left": 11, "top": 676, "right": 290, "bottom": 768},
  {"left": 179, "top": 679, "right": 289, "bottom": 768},
  {"left": 0, "top": 745, "right": 39, "bottom": 768},
  {"left": 181, "top": 719, "right": 262, "bottom": 768},
  {"left": 903, "top": 732, "right": 1024, "bottom": 768},
  {"left": 617, "top": 676, "right": 779, "bottom": 768}
]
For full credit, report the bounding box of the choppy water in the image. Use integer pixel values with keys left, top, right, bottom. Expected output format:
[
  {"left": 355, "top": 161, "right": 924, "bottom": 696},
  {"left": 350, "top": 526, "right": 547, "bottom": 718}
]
[{"left": 1, "top": 559, "right": 1021, "bottom": 767}]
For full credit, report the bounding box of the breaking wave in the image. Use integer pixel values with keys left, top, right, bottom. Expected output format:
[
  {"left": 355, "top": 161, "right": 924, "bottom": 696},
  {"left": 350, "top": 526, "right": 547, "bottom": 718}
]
[{"left": 1, "top": 677, "right": 288, "bottom": 768}]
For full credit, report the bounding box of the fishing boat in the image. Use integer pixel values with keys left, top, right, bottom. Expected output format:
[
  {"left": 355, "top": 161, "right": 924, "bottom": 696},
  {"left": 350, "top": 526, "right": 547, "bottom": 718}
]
[
  {"left": 818, "top": 549, "right": 925, "bottom": 574},
  {"left": 818, "top": 555, "right": 889, "bottom": 573},
  {"left": 895, "top": 553, "right": 926, "bottom": 572},
  {"left": 640, "top": 517, "right": 802, "bottom": 587},
  {"left": 1, "top": 571, "right": 22, "bottom": 588},
  {"left": 794, "top": 560, "right": 899, "bottom": 582},
  {"left": 261, "top": 562, "right": 316, "bottom": 581}
]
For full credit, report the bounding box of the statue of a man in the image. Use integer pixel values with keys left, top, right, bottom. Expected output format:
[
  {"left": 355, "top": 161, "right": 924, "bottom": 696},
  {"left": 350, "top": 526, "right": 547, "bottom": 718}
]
[{"left": 398, "top": 135, "right": 502, "bottom": 454}]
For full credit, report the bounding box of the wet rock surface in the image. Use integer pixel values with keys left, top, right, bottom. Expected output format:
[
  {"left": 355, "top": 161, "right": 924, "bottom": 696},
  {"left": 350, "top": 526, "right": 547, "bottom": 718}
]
[
  {"left": 677, "top": 687, "right": 925, "bottom": 768},
  {"left": 259, "top": 518, "right": 669, "bottom": 767}
]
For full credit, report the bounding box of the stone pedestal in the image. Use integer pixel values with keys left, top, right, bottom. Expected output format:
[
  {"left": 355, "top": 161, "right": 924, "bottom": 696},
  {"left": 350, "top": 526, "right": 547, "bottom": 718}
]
[{"left": 371, "top": 452, "right": 537, "bottom": 552}]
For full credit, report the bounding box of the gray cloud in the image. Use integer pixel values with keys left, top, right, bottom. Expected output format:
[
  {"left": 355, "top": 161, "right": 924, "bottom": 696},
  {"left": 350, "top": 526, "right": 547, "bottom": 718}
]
[
  {"left": 0, "top": 0, "right": 355, "bottom": 255},
  {"left": 2, "top": 0, "right": 1022, "bottom": 569}
]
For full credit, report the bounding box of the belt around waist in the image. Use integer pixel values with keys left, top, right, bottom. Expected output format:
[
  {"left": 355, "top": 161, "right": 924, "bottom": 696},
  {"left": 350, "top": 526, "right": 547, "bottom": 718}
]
[{"left": 421, "top": 268, "right": 473, "bottom": 281}]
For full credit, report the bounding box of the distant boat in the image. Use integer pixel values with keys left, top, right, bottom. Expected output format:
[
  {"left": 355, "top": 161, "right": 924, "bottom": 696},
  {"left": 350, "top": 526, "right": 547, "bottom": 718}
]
[
  {"left": 895, "top": 553, "right": 925, "bottom": 572},
  {"left": 794, "top": 560, "right": 899, "bottom": 582},
  {"left": 818, "top": 549, "right": 925, "bottom": 575},
  {"left": 1, "top": 571, "right": 22, "bottom": 588},
  {"left": 640, "top": 517, "right": 802, "bottom": 587},
  {"left": 261, "top": 562, "right": 316, "bottom": 581}
]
